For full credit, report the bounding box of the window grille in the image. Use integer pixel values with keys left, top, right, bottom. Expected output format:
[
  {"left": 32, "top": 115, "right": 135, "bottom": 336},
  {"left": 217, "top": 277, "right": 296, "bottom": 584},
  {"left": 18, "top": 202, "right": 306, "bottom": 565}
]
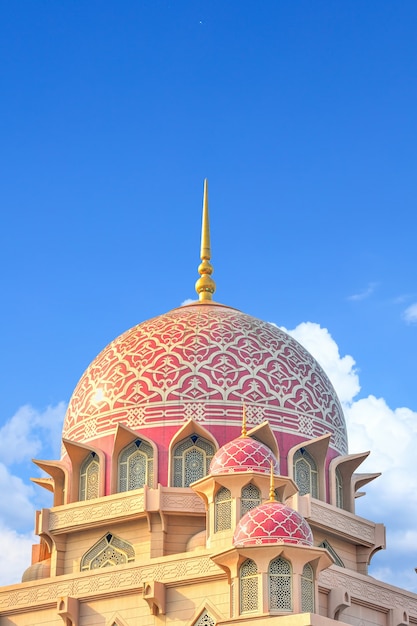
[
  {"left": 118, "top": 439, "right": 154, "bottom": 491},
  {"left": 80, "top": 533, "right": 135, "bottom": 571},
  {"left": 293, "top": 449, "right": 318, "bottom": 497},
  {"left": 269, "top": 557, "right": 292, "bottom": 612},
  {"left": 172, "top": 436, "right": 215, "bottom": 487},
  {"left": 194, "top": 610, "right": 215, "bottom": 626},
  {"left": 335, "top": 467, "right": 343, "bottom": 508},
  {"left": 301, "top": 563, "right": 314, "bottom": 612},
  {"left": 240, "top": 559, "right": 258, "bottom": 613},
  {"left": 215, "top": 487, "right": 232, "bottom": 532},
  {"left": 240, "top": 484, "right": 261, "bottom": 517},
  {"left": 79, "top": 452, "right": 99, "bottom": 501}
]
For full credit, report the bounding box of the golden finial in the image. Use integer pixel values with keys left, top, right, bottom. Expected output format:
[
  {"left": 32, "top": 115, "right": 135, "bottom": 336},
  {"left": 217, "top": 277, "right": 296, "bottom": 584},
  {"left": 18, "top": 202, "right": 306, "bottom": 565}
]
[
  {"left": 195, "top": 179, "right": 216, "bottom": 301},
  {"left": 241, "top": 404, "right": 247, "bottom": 437},
  {"left": 269, "top": 461, "right": 276, "bottom": 502}
]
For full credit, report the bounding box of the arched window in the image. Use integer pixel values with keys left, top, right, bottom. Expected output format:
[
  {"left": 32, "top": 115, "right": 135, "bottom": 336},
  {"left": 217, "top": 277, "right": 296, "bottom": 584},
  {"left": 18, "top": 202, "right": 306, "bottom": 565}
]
[
  {"left": 118, "top": 439, "right": 154, "bottom": 491},
  {"left": 80, "top": 533, "right": 135, "bottom": 571},
  {"left": 79, "top": 452, "right": 99, "bottom": 501},
  {"left": 215, "top": 487, "right": 232, "bottom": 532},
  {"left": 301, "top": 563, "right": 314, "bottom": 612},
  {"left": 318, "top": 540, "right": 345, "bottom": 567},
  {"left": 293, "top": 449, "right": 318, "bottom": 497},
  {"left": 172, "top": 435, "right": 215, "bottom": 487},
  {"left": 335, "top": 467, "right": 343, "bottom": 508},
  {"left": 269, "top": 557, "right": 292, "bottom": 611},
  {"left": 240, "top": 559, "right": 258, "bottom": 613},
  {"left": 240, "top": 483, "right": 261, "bottom": 517},
  {"left": 194, "top": 610, "right": 215, "bottom": 626}
]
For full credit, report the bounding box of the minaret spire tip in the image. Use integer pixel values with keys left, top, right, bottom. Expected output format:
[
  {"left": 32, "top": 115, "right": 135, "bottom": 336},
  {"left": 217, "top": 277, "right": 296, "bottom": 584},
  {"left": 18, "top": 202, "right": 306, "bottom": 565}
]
[{"left": 195, "top": 179, "right": 216, "bottom": 301}]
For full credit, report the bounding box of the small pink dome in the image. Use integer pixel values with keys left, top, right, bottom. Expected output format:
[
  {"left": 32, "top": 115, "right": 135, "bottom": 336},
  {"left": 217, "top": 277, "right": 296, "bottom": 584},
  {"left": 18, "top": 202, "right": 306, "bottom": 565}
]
[
  {"left": 209, "top": 437, "right": 280, "bottom": 475},
  {"left": 233, "top": 501, "right": 313, "bottom": 547}
]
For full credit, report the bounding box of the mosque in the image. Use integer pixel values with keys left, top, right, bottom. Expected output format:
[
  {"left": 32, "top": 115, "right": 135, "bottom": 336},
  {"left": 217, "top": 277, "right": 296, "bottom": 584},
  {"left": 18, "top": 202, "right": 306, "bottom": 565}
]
[{"left": 0, "top": 181, "right": 416, "bottom": 626}]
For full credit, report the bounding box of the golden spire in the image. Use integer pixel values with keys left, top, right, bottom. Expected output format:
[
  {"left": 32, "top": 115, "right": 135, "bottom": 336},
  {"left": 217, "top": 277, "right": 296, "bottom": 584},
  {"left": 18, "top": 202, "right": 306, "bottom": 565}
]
[
  {"left": 241, "top": 404, "right": 247, "bottom": 437},
  {"left": 269, "top": 461, "right": 276, "bottom": 502},
  {"left": 195, "top": 179, "right": 216, "bottom": 301}
]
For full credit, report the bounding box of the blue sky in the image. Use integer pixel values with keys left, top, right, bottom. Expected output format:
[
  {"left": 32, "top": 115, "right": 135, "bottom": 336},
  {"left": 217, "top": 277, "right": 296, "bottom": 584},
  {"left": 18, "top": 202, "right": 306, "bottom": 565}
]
[{"left": 1, "top": 1, "right": 417, "bottom": 589}]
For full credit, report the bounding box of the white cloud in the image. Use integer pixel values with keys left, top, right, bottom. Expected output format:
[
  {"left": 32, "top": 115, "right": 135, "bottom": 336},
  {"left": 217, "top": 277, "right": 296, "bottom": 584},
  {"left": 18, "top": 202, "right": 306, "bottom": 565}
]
[
  {"left": 283, "top": 321, "right": 417, "bottom": 592},
  {"left": 0, "top": 463, "right": 35, "bottom": 528},
  {"left": 0, "top": 523, "right": 36, "bottom": 586},
  {"left": 181, "top": 298, "right": 196, "bottom": 306},
  {"left": 0, "top": 403, "right": 66, "bottom": 585},
  {"left": 347, "top": 282, "right": 378, "bottom": 302},
  {"left": 403, "top": 302, "right": 417, "bottom": 324},
  {"left": 281, "top": 322, "right": 360, "bottom": 405},
  {"left": 0, "top": 403, "right": 66, "bottom": 465}
]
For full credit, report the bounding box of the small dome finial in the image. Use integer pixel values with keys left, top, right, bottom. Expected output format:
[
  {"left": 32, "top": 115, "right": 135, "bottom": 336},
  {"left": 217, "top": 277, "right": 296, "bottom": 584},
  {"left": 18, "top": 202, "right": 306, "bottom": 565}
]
[
  {"left": 241, "top": 404, "right": 247, "bottom": 437},
  {"left": 195, "top": 179, "right": 216, "bottom": 301},
  {"left": 269, "top": 461, "right": 276, "bottom": 502}
]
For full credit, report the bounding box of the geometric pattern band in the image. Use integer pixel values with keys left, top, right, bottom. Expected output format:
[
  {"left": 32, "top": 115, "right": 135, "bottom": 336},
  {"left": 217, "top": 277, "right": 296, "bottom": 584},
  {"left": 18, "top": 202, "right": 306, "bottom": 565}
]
[
  {"left": 63, "top": 304, "right": 347, "bottom": 454},
  {"left": 234, "top": 501, "right": 314, "bottom": 547}
]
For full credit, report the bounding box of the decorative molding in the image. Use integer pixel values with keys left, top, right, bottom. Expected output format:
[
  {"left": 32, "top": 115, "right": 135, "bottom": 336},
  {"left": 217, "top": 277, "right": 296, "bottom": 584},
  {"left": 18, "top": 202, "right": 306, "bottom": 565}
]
[
  {"left": 46, "top": 489, "right": 206, "bottom": 534},
  {"left": 0, "top": 555, "right": 221, "bottom": 613},
  {"left": 309, "top": 501, "right": 376, "bottom": 545},
  {"left": 48, "top": 493, "right": 146, "bottom": 532},
  {"left": 319, "top": 567, "right": 417, "bottom": 615},
  {"left": 161, "top": 492, "right": 205, "bottom": 512}
]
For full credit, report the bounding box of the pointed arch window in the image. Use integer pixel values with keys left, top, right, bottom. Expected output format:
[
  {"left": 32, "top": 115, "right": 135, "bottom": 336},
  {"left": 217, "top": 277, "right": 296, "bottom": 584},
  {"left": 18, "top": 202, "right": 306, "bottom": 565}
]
[
  {"left": 269, "top": 557, "right": 292, "bottom": 611},
  {"left": 194, "top": 610, "right": 215, "bottom": 626},
  {"left": 80, "top": 533, "right": 135, "bottom": 571},
  {"left": 293, "top": 449, "right": 318, "bottom": 497},
  {"left": 118, "top": 439, "right": 154, "bottom": 491},
  {"left": 240, "top": 559, "right": 258, "bottom": 613},
  {"left": 240, "top": 483, "right": 261, "bottom": 517},
  {"left": 214, "top": 487, "right": 232, "bottom": 532},
  {"left": 79, "top": 452, "right": 99, "bottom": 501},
  {"left": 301, "top": 562, "right": 314, "bottom": 612},
  {"left": 172, "top": 435, "right": 215, "bottom": 487},
  {"left": 335, "top": 467, "right": 343, "bottom": 508},
  {"left": 318, "top": 540, "right": 345, "bottom": 567}
]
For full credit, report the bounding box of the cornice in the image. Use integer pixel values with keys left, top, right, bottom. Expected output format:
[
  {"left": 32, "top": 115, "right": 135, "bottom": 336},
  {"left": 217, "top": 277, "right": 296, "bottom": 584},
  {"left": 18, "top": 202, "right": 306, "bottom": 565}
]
[{"left": 0, "top": 554, "right": 221, "bottom": 615}]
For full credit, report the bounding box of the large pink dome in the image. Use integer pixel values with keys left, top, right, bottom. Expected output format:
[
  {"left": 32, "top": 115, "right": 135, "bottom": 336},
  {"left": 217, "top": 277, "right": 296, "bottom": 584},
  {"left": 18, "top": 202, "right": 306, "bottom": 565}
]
[
  {"left": 209, "top": 437, "right": 280, "bottom": 475},
  {"left": 233, "top": 501, "right": 314, "bottom": 547},
  {"left": 63, "top": 302, "right": 347, "bottom": 481}
]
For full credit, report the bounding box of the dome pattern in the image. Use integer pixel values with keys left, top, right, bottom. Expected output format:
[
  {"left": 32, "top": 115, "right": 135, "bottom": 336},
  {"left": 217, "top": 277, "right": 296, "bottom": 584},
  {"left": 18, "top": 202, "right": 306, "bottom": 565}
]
[
  {"left": 63, "top": 303, "right": 347, "bottom": 455},
  {"left": 209, "top": 437, "right": 280, "bottom": 475},
  {"left": 233, "top": 501, "right": 313, "bottom": 547}
]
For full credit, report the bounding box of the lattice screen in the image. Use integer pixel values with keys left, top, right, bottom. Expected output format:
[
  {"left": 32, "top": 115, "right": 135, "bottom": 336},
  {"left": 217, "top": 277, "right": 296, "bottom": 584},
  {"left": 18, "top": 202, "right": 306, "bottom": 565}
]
[
  {"left": 269, "top": 557, "right": 292, "bottom": 611},
  {"left": 79, "top": 452, "right": 99, "bottom": 501},
  {"left": 215, "top": 487, "right": 232, "bottom": 532},
  {"left": 80, "top": 533, "right": 135, "bottom": 571},
  {"left": 240, "top": 483, "right": 261, "bottom": 517},
  {"left": 335, "top": 467, "right": 343, "bottom": 508},
  {"left": 293, "top": 449, "right": 318, "bottom": 497},
  {"left": 301, "top": 563, "right": 314, "bottom": 612},
  {"left": 118, "top": 439, "right": 154, "bottom": 491},
  {"left": 240, "top": 559, "right": 258, "bottom": 613},
  {"left": 194, "top": 610, "right": 215, "bottom": 626},
  {"left": 172, "top": 436, "right": 215, "bottom": 487}
]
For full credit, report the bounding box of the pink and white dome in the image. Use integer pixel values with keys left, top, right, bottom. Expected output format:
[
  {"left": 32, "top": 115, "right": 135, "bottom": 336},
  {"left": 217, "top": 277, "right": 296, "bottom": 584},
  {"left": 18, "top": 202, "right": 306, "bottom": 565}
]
[
  {"left": 233, "top": 501, "right": 313, "bottom": 547},
  {"left": 62, "top": 302, "right": 347, "bottom": 484},
  {"left": 209, "top": 437, "right": 280, "bottom": 475}
]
